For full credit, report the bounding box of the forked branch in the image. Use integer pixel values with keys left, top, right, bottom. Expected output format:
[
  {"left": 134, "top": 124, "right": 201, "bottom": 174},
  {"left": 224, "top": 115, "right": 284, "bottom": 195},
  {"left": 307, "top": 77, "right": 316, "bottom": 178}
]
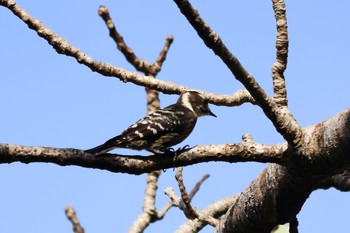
[
  {"left": 173, "top": 0, "right": 303, "bottom": 148},
  {"left": 0, "top": 0, "right": 254, "bottom": 107}
]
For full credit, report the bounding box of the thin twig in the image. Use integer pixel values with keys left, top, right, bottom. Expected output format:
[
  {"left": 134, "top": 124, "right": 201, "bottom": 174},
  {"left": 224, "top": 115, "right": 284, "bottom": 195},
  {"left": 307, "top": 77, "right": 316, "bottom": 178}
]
[
  {"left": 271, "top": 0, "right": 289, "bottom": 106},
  {"left": 164, "top": 187, "right": 219, "bottom": 227},
  {"left": 65, "top": 206, "right": 85, "bottom": 233},
  {"left": 157, "top": 171, "right": 210, "bottom": 220},
  {"left": 174, "top": 168, "right": 218, "bottom": 227},
  {"left": 188, "top": 173, "right": 209, "bottom": 201},
  {"left": 175, "top": 167, "right": 197, "bottom": 219},
  {"left": 175, "top": 194, "right": 238, "bottom": 232},
  {"left": 98, "top": 6, "right": 173, "bottom": 76}
]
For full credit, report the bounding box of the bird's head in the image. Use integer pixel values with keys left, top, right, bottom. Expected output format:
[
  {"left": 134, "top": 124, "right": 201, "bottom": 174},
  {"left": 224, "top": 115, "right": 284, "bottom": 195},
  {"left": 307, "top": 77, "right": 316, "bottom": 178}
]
[{"left": 177, "top": 91, "right": 217, "bottom": 117}]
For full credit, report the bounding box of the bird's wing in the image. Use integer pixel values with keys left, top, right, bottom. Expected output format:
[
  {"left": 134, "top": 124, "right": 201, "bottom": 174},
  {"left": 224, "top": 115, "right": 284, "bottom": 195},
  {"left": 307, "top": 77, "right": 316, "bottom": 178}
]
[{"left": 118, "top": 105, "right": 196, "bottom": 144}]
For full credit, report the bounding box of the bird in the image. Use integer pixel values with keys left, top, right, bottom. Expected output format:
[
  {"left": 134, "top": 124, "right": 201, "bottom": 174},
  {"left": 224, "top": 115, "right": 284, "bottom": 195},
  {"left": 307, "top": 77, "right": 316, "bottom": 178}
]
[{"left": 85, "top": 91, "right": 216, "bottom": 155}]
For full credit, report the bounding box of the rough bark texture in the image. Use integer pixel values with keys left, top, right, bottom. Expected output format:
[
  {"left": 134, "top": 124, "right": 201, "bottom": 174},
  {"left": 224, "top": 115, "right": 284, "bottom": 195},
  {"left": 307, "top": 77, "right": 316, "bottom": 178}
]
[{"left": 216, "top": 108, "right": 350, "bottom": 233}]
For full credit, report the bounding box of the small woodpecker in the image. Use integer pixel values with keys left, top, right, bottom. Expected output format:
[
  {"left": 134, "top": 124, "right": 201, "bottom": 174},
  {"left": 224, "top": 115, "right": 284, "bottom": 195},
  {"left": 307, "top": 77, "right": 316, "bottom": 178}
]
[{"left": 85, "top": 91, "right": 216, "bottom": 155}]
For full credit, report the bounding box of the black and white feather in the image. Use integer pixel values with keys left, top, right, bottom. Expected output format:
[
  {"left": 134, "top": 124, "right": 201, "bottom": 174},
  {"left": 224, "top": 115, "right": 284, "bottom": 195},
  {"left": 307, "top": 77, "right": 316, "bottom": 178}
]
[{"left": 85, "top": 91, "right": 216, "bottom": 155}]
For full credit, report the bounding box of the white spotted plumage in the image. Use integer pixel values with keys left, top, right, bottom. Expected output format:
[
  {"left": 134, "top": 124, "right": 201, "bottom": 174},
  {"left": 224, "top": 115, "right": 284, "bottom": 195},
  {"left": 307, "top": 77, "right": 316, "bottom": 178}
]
[{"left": 85, "top": 91, "right": 216, "bottom": 155}]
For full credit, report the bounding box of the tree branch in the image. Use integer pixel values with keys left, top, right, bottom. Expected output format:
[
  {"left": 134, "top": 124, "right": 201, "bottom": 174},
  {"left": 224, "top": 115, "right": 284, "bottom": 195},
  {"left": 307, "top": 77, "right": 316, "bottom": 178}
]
[
  {"left": 0, "top": 0, "right": 254, "bottom": 107},
  {"left": 165, "top": 187, "right": 219, "bottom": 228},
  {"left": 172, "top": 0, "right": 303, "bottom": 148},
  {"left": 98, "top": 5, "right": 173, "bottom": 77},
  {"left": 97, "top": 5, "right": 171, "bottom": 232},
  {"left": 156, "top": 172, "right": 210, "bottom": 220},
  {"left": 0, "top": 142, "right": 286, "bottom": 175},
  {"left": 65, "top": 206, "right": 85, "bottom": 233},
  {"left": 215, "top": 164, "right": 312, "bottom": 233},
  {"left": 271, "top": 0, "right": 289, "bottom": 106},
  {"left": 215, "top": 108, "right": 350, "bottom": 233},
  {"left": 318, "top": 169, "right": 350, "bottom": 192},
  {"left": 188, "top": 173, "right": 209, "bottom": 202},
  {"left": 175, "top": 194, "right": 238, "bottom": 232},
  {"left": 175, "top": 167, "right": 199, "bottom": 220}
]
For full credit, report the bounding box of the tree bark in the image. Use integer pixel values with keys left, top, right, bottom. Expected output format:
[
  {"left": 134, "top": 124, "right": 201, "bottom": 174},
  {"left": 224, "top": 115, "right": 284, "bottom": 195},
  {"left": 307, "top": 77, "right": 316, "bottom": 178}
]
[{"left": 216, "top": 107, "right": 350, "bottom": 232}]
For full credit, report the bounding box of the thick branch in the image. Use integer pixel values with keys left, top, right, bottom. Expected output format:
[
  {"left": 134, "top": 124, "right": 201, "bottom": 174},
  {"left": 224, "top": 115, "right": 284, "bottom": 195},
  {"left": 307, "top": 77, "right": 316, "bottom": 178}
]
[
  {"left": 215, "top": 164, "right": 312, "bottom": 233},
  {"left": 215, "top": 108, "right": 350, "bottom": 233},
  {"left": 0, "top": 142, "right": 286, "bottom": 175},
  {"left": 319, "top": 170, "right": 350, "bottom": 191},
  {"left": 271, "top": 0, "right": 289, "bottom": 106},
  {"left": 173, "top": 0, "right": 302, "bottom": 148}
]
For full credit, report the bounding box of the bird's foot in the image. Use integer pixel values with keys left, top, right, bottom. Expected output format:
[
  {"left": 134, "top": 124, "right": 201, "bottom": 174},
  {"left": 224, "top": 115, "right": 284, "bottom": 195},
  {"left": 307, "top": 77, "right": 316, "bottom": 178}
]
[{"left": 152, "top": 146, "right": 191, "bottom": 172}]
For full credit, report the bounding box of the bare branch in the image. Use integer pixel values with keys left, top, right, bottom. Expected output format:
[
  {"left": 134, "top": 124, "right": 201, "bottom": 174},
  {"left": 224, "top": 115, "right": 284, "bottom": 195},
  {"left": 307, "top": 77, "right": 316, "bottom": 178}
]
[
  {"left": 165, "top": 187, "right": 219, "bottom": 228},
  {"left": 128, "top": 170, "right": 161, "bottom": 233},
  {"left": 188, "top": 173, "right": 209, "bottom": 201},
  {"left": 153, "top": 35, "right": 174, "bottom": 76},
  {"left": 176, "top": 194, "right": 238, "bottom": 232},
  {"left": 98, "top": 5, "right": 173, "bottom": 76},
  {"left": 0, "top": 0, "right": 253, "bottom": 107},
  {"left": 65, "top": 206, "right": 85, "bottom": 233},
  {"left": 271, "top": 0, "right": 289, "bottom": 106},
  {"left": 175, "top": 167, "right": 198, "bottom": 219},
  {"left": 157, "top": 172, "right": 210, "bottom": 220},
  {"left": 172, "top": 0, "right": 303, "bottom": 148},
  {"left": 0, "top": 142, "right": 286, "bottom": 175},
  {"left": 96, "top": 5, "right": 170, "bottom": 231}
]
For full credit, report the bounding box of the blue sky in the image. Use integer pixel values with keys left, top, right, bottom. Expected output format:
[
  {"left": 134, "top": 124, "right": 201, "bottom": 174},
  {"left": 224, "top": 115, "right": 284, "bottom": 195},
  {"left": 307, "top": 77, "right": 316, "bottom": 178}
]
[{"left": 1, "top": 1, "right": 349, "bottom": 232}]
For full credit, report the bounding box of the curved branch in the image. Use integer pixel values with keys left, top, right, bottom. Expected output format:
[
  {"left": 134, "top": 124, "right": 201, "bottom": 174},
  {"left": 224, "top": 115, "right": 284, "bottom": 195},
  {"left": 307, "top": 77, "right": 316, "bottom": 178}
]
[
  {"left": 215, "top": 164, "right": 312, "bottom": 233},
  {"left": 0, "top": 0, "right": 254, "bottom": 107},
  {"left": 172, "top": 0, "right": 303, "bottom": 148},
  {"left": 271, "top": 0, "right": 289, "bottom": 106},
  {"left": 0, "top": 142, "right": 286, "bottom": 175},
  {"left": 215, "top": 108, "right": 350, "bottom": 233}
]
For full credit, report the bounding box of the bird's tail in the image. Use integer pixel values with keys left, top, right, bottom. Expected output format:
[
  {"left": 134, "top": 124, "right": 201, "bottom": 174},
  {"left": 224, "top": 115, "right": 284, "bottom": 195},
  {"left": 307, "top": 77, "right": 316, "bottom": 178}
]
[
  {"left": 85, "top": 143, "right": 112, "bottom": 155},
  {"left": 85, "top": 135, "right": 122, "bottom": 155}
]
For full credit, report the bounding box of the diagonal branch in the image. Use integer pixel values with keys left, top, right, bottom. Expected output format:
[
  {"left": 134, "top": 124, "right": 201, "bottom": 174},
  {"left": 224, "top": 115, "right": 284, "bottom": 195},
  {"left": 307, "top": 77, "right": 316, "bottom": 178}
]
[
  {"left": 0, "top": 0, "right": 254, "bottom": 107},
  {"left": 176, "top": 194, "right": 238, "bottom": 232},
  {"left": 175, "top": 167, "right": 198, "bottom": 219},
  {"left": 173, "top": 0, "right": 303, "bottom": 148},
  {"left": 98, "top": 5, "right": 173, "bottom": 76},
  {"left": 165, "top": 186, "right": 219, "bottom": 228},
  {"left": 271, "top": 0, "right": 289, "bottom": 106},
  {"left": 65, "top": 206, "right": 85, "bottom": 233},
  {"left": 157, "top": 172, "right": 209, "bottom": 220},
  {"left": 0, "top": 142, "right": 286, "bottom": 175}
]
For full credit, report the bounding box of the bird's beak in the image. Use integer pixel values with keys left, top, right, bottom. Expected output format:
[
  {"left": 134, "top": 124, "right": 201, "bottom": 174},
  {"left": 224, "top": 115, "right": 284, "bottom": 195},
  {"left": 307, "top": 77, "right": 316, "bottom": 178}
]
[{"left": 209, "top": 110, "right": 217, "bottom": 117}]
